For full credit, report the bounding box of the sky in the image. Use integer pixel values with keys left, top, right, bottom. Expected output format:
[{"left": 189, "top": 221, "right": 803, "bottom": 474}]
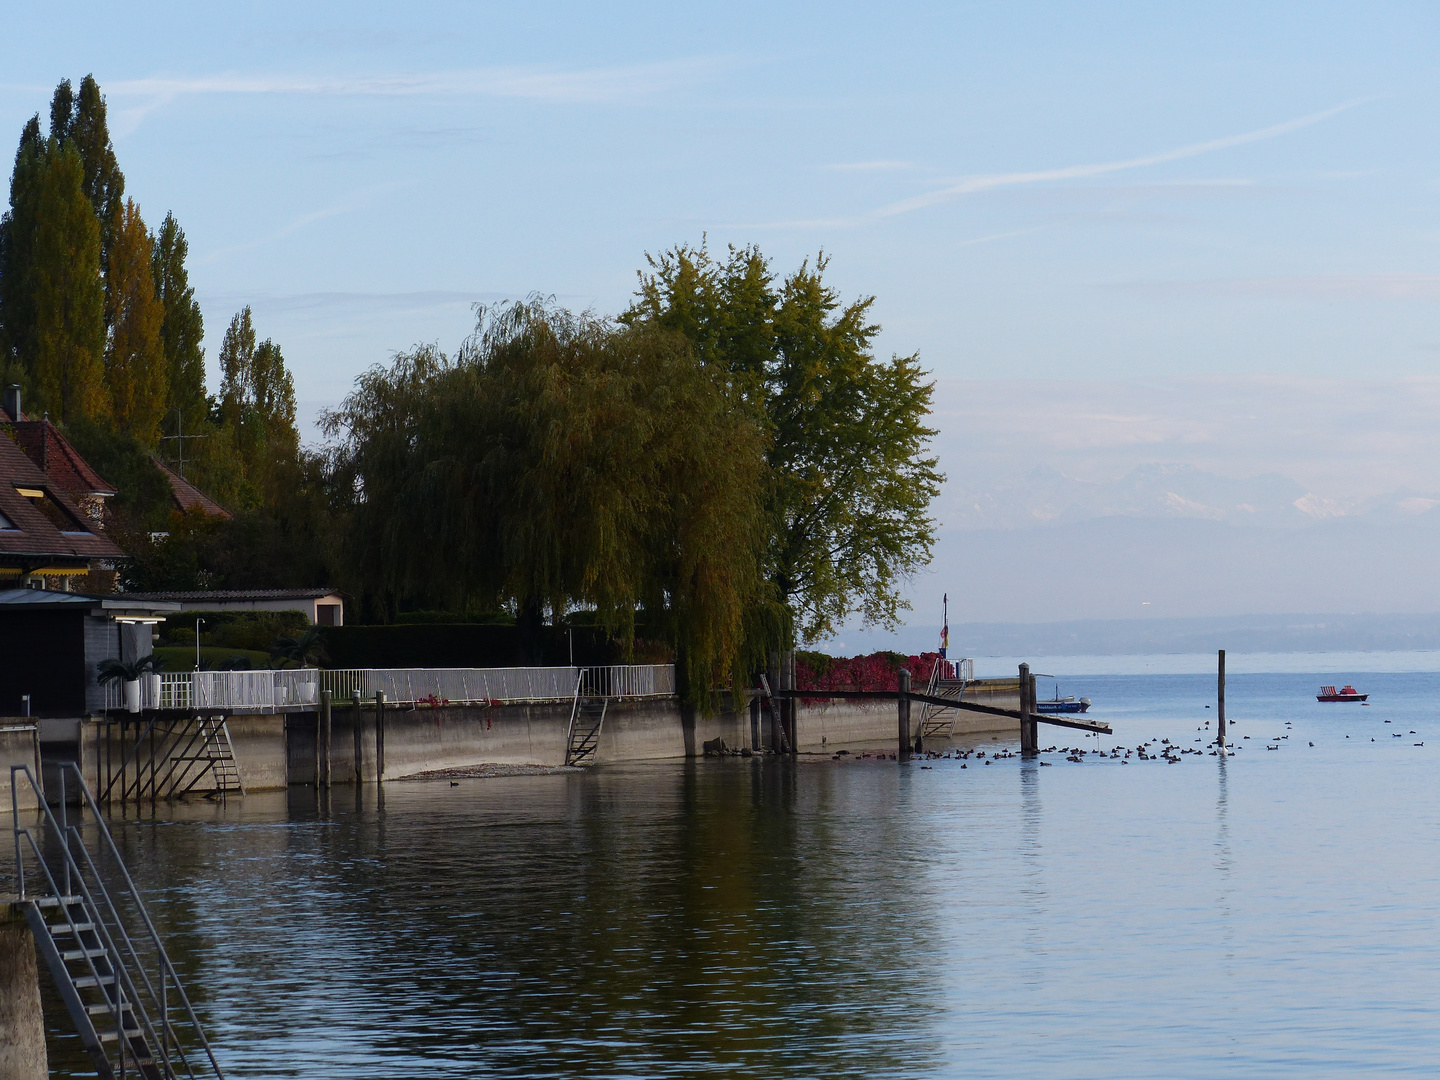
[{"left": 4, "top": 2, "right": 1440, "bottom": 636}]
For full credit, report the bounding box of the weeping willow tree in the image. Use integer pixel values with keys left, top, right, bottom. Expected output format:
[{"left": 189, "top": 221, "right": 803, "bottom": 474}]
[{"left": 324, "top": 298, "right": 769, "bottom": 704}]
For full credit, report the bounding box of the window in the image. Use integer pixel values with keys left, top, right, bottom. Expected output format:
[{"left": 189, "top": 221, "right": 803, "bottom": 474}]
[
  {"left": 15, "top": 486, "right": 89, "bottom": 534},
  {"left": 316, "top": 603, "right": 341, "bottom": 627},
  {"left": 0, "top": 509, "right": 16, "bottom": 531}
]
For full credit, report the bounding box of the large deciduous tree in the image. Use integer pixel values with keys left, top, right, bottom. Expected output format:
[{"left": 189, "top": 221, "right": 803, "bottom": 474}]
[
  {"left": 105, "top": 197, "right": 166, "bottom": 442},
  {"left": 625, "top": 243, "right": 943, "bottom": 643}
]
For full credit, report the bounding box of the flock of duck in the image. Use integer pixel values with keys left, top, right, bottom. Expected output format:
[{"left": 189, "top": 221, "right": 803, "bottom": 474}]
[{"left": 827, "top": 715, "right": 1426, "bottom": 765}]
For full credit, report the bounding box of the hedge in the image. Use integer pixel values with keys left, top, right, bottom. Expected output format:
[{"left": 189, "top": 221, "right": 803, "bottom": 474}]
[{"left": 320, "top": 624, "right": 671, "bottom": 669}]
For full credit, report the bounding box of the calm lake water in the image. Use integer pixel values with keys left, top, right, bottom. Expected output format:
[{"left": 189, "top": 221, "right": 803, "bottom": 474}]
[{"left": 28, "top": 663, "right": 1440, "bottom": 1078}]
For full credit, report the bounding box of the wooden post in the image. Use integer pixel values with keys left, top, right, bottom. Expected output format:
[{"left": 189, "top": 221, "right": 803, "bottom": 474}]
[
  {"left": 784, "top": 649, "right": 797, "bottom": 757},
  {"left": 898, "top": 668, "right": 912, "bottom": 760},
  {"left": 351, "top": 690, "right": 363, "bottom": 784},
  {"left": 749, "top": 693, "right": 760, "bottom": 752},
  {"left": 1217, "top": 649, "right": 1226, "bottom": 749},
  {"left": 318, "top": 690, "right": 332, "bottom": 788},
  {"left": 1019, "top": 662, "right": 1035, "bottom": 754},
  {"left": 375, "top": 690, "right": 386, "bottom": 783},
  {"left": 767, "top": 651, "right": 782, "bottom": 753}
]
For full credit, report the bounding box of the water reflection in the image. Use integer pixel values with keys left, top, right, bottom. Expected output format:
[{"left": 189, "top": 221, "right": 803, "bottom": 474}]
[{"left": 45, "top": 761, "right": 947, "bottom": 1079}]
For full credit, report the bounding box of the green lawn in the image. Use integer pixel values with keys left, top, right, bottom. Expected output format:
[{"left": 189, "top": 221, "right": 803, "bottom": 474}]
[{"left": 152, "top": 646, "right": 272, "bottom": 672}]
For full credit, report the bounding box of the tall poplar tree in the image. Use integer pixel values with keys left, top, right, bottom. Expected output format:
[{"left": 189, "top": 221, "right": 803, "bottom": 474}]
[
  {"left": 30, "top": 142, "right": 106, "bottom": 421},
  {"left": 218, "top": 307, "right": 299, "bottom": 503},
  {"left": 151, "top": 212, "right": 207, "bottom": 429},
  {"left": 0, "top": 116, "right": 46, "bottom": 376},
  {"left": 51, "top": 76, "right": 124, "bottom": 267},
  {"left": 105, "top": 197, "right": 165, "bottom": 442}
]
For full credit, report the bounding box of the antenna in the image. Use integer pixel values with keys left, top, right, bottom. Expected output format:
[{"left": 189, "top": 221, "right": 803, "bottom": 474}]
[{"left": 157, "top": 410, "right": 209, "bottom": 480}]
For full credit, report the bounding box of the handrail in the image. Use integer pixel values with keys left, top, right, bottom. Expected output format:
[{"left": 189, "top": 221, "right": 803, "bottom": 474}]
[
  {"left": 103, "top": 663, "right": 678, "bottom": 712},
  {"left": 10, "top": 762, "right": 225, "bottom": 1078}
]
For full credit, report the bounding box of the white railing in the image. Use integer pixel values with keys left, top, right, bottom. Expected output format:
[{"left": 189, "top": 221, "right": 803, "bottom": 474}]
[{"left": 102, "top": 664, "right": 677, "bottom": 713}]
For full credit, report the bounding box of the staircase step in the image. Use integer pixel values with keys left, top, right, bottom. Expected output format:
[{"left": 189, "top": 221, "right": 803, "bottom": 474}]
[
  {"left": 97, "top": 1029, "right": 145, "bottom": 1043},
  {"left": 86, "top": 1003, "right": 116, "bottom": 1016},
  {"left": 48, "top": 922, "right": 96, "bottom": 934},
  {"left": 33, "top": 895, "right": 84, "bottom": 909},
  {"left": 61, "top": 947, "right": 109, "bottom": 961},
  {"left": 73, "top": 974, "right": 116, "bottom": 988}
]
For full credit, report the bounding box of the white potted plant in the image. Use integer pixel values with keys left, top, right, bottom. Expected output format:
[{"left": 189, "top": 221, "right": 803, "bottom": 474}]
[{"left": 99, "top": 655, "right": 162, "bottom": 713}]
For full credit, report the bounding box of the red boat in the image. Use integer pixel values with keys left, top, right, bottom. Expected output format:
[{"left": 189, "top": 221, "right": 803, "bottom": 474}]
[{"left": 1317, "top": 684, "right": 1368, "bottom": 702}]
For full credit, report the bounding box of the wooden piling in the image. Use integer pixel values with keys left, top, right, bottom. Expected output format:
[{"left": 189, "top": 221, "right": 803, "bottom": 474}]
[
  {"left": 1217, "top": 649, "right": 1226, "bottom": 748},
  {"left": 784, "top": 650, "right": 798, "bottom": 757},
  {"left": 898, "top": 669, "right": 912, "bottom": 760},
  {"left": 319, "top": 689, "right": 332, "bottom": 788},
  {"left": 767, "top": 652, "right": 783, "bottom": 754},
  {"left": 749, "top": 693, "right": 760, "bottom": 752},
  {"left": 1019, "top": 662, "right": 1036, "bottom": 754},
  {"left": 351, "top": 690, "right": 363, "bottom": 784},
  {"left": 375, "top": 690, "right": 386, "bottom": 782}
]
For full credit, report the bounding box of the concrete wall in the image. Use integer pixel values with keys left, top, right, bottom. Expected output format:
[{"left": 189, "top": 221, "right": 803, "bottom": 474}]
[
  {"left": 0, "top": 723, "right": 42, "bottom": 811},
  {"left": 281, "top": 693, "right": 1019, "bottom": 785},
  {"left": 0, "top": 904, "right": 47, "bottom": 1080}
]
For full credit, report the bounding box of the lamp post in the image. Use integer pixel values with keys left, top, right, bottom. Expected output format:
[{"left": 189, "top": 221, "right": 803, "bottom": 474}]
[{"left": 195, "top": 617, "right": 204, "bottom": 672}]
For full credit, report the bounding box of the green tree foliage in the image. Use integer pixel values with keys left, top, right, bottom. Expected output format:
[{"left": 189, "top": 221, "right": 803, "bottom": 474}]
[
  {"left": 217, "top": 306, "right": 300, "bottom": 506},
  {"left": 105, "top": 197, "right": 166, "bottom": 442},
  {"left": 325, "top": 299, "right": 767, "bottom": 698},
  {"left": 28, "top": 141, "right": 107, "bottom": 422},
  {"left": 63, "top": 416, "right": 175, "bottom": 532},
  {"left": 625, "top": 243, "right": 943, "bottom": 643},
  {"left": 49, "top": 76, "right": 124, "bottom": 267},
  {"left": 151, "top": 212, "right": 208, "bottom": 428},
  {"left": 0, "top": 116, "right": 46, "bottom": 381}
]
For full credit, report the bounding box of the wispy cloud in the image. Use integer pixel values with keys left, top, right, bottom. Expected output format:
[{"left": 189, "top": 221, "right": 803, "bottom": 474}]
[
  {"left": 102, "top": 59, "right": 728, "bottom": 135},
  {"left": 757, "top": 99, "right": 1374, "bottom": 232},
  {"left": 106, "top": 57, "right": 724, "bottom": 107},
  {"left": 877, "top": 98, "right": 1375, "bottom": 218},
  {"left": 199, "top": 181, "right": 411, "bottom": 265}
]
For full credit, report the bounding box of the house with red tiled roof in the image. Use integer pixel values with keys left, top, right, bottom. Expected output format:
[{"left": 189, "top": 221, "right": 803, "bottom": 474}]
[
  {"left": 2, "top": 386, "right": 117, "bottom": 529},
  {"left": 154, "top": 458, "right": 231, "bottom": 519},
  {"left": 0, "top": 426, "right": 122, "bottom": 588}
]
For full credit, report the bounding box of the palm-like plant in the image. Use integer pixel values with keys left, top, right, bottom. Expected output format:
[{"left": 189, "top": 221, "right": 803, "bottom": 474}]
[
  {"left": 269, "top": 626, "right": 327, "bottom": 669},
  {"left": 97, "top": 655, "right": 162, "bottom": 684}
]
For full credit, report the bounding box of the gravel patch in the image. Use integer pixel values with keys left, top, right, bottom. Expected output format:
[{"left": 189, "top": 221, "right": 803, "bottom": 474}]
[{"left": 402, "top": 763, "right": 582, "bottom": 780}]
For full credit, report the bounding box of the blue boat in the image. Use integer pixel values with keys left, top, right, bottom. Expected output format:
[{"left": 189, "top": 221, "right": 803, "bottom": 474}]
[{"left": 1035, "top": 689, "right": 1091, "bottom": 714}]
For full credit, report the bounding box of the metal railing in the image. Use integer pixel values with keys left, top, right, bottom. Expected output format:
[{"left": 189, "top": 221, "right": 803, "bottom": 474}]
[
  {"left": 102, "top": 664, "right": 677, "bottom": 712},
  {"left": 11, "top": 762, "right": 224, "bottom": 1079}
]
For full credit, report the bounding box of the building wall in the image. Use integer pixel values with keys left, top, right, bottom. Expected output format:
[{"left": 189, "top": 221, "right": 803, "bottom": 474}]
[
  {"left": 0, "top": 611, "right": 86, "bottom": 716},
  {"left": 171, "top": 596, "right": 343, "bottom": 625}
]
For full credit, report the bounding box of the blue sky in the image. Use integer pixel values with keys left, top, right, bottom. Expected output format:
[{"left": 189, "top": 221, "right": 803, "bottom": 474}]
[{"left": 5, "top": 2, "right": 1440, "bottom": 628}]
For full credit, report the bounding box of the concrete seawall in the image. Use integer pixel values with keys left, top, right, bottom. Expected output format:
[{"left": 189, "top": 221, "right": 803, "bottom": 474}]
[
  {"left": 282, "top": 692, "right": 1020, "bottom": 786},
  {"left": 0, "top": 723, "right": 42, "bottom": 811},
  {"left": 42, "top": 686, "right": 1022, "bottom": 798}
]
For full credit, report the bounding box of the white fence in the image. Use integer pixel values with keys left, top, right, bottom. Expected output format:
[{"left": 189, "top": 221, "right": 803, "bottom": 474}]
[{"left": 103, "top": 664, "right": 677, "bottom": 714}]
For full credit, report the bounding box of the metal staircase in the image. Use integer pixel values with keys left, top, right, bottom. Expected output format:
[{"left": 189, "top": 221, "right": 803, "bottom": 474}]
[
  {"left": 917, "top": 658, "right": 976, "bottom": 740},
  {"left": 565, "top": 694, "right": 608, "bottom": 766},
  {"left": 167, "top": 718, "right": 245, "bottom": 800},
  {"left": 10, "top": 763, "right": 224, "bottom": 1079},
  {"left": 99, "top": 715, "right": 244, "bottom": 804}
]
